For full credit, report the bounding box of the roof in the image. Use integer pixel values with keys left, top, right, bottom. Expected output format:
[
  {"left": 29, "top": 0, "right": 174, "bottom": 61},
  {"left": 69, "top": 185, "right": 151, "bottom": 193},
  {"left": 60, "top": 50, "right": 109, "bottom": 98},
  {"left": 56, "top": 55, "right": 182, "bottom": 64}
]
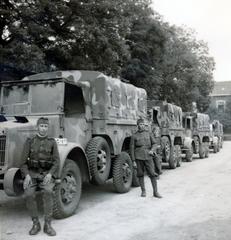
[{"left": 210, "top": 81, "right": 231, "bottom": 96}]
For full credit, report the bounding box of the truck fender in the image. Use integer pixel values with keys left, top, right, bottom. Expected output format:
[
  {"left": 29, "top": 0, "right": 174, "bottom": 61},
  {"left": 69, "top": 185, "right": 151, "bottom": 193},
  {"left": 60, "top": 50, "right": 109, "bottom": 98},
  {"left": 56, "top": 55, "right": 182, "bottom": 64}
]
[{"left": 57, "top": 142, "right": 90, "bottom": 179}]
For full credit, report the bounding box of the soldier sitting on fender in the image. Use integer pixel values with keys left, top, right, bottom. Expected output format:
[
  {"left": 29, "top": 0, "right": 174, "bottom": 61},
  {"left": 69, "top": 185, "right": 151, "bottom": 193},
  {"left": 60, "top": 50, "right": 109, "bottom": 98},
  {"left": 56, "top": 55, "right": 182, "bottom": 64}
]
[
  {"left": 20, "top": 117, "right": 60, "bottom": 236},
  {"left": 130, "top": 118, "right": 162, "bottom": 198}
]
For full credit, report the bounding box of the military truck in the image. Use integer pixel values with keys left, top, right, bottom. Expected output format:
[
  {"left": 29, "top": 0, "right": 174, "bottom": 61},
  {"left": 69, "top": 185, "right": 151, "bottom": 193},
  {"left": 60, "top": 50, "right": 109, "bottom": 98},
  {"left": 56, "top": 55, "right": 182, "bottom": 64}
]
[
  {"left": 0, "top": 70, "right": 147, "bottom": 218},
  {"left": 147, "top": 100, "right": 185, "bottom": 169},
  {"left": 209, "top": 120, "right": 223, "bottom": 153},
  {"left": 182, "top": 112, "right": 210, "bottom": 159}
]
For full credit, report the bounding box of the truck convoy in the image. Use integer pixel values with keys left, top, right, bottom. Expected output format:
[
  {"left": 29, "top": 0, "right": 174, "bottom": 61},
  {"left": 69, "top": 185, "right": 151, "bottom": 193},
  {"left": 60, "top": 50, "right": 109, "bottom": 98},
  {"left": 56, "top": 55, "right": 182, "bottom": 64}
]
[{"left": 0, "top": 70, "right": 223, "bottom": 218}]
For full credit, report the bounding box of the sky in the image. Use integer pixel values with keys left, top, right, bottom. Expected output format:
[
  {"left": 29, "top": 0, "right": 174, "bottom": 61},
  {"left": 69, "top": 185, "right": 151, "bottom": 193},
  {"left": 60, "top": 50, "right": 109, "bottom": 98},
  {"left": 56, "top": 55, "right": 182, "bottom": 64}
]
[{"left": 152, "top": 0, "right": 231, "bottom": 81}]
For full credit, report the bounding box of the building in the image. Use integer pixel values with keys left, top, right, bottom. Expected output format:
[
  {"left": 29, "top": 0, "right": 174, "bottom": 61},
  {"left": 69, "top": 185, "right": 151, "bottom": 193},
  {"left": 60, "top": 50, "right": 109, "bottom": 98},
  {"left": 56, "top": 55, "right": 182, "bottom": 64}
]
[{"left": 210, "top": 81, "right": 231, "bottom": 113}]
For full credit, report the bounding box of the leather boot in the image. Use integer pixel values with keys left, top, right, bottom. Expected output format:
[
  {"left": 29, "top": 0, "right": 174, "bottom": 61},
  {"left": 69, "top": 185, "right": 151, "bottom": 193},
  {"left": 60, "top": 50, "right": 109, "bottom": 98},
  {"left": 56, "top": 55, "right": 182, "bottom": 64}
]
[
  {"left": 138, "top": 177, "right": 146, "bottom": 197},
  {"left": 29, "top": 217, "right": 41, "bottom": 235},
  {"left": 44, "top": 218, "right": 56, "bottom": 236},
  {"left": 151, "top": 177, "right": 162, "bottom": 198}
]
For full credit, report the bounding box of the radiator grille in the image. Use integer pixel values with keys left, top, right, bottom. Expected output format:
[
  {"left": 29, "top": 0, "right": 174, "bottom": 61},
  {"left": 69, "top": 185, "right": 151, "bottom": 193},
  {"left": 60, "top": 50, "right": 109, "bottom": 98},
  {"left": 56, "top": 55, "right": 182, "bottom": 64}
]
[{"left": 0, "top": 136, "right": 6, "bottom": 166}]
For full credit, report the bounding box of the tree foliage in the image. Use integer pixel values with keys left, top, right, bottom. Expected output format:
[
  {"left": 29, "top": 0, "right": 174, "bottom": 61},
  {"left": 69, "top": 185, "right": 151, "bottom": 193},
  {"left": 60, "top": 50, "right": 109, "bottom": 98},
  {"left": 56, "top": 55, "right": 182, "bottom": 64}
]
[{"left": 0, "top": 0, "right": 215, "bottom": 111}]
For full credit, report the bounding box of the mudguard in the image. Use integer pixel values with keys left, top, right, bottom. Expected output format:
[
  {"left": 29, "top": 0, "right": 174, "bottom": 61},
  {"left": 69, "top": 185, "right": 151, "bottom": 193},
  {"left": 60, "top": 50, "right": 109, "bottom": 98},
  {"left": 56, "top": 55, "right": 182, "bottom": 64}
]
[
  {"left": 3, "top": 168, "right": 24, "bottom": 196},
  {"left": 56, "top": 142, "right": 90, "bottom": 179}
]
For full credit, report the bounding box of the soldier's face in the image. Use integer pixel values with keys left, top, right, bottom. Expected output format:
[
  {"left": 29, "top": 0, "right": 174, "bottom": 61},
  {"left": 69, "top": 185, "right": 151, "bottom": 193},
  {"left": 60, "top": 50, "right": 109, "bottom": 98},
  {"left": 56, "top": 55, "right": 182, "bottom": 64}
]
[
  {"left": 138, "top": 122, "right": 145, "bottom": 131},
  {"left": 38, "top": 123, "right": 49, "bottom": 136}
]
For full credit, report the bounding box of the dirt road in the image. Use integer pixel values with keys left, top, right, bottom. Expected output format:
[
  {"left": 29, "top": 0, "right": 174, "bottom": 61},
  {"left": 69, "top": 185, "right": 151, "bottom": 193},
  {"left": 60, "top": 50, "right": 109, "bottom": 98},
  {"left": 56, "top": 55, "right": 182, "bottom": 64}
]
[{"left": 1, "top": 142, "right": 231, "bottom": 240}]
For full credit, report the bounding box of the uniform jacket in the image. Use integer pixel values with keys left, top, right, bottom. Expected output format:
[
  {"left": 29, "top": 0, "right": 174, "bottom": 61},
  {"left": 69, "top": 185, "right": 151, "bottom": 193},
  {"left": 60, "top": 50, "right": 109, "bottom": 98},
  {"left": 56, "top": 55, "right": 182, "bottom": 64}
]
[
  {"left": 21, "top": 134, "right": 60, "bottom": 178},
  {"left": 130, "top": 130, "right": 157, "bottom": 161}
]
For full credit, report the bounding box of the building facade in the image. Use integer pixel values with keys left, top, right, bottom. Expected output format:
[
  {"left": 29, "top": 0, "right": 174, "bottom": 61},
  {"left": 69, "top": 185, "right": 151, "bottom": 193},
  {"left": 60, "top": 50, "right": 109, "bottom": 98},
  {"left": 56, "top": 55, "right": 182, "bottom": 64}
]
[{"left": 210, "top": 81, "right": 231, "bottom": 113}]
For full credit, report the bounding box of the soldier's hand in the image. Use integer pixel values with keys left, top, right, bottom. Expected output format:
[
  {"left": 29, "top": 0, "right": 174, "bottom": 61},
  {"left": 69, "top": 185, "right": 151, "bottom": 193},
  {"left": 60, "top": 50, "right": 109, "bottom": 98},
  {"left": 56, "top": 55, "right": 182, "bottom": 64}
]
[
  {"left": 133, "top": 161, "right": 137, "bottom": 169},
  {"left": 149, "top": 150, "right": 154, "bottom": 156},
  {"left": 23, "top": 174, "right": 32, "bottom": 190},
  {"left": 43, "top": 173, "right": 52, "bottom": 185}
]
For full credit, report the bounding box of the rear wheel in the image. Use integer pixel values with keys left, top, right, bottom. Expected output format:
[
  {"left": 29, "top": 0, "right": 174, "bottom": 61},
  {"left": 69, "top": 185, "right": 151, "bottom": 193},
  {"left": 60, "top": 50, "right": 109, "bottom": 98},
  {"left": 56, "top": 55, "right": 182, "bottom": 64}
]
[
  {"left": 113, "top": 152, "right": 133, "bottom": 193},
  {"left": 86, "top": 137, "right": 111, "bottom": 185},
  {"left": 53, "top": 159, "right": 82, "bottom": 219}
]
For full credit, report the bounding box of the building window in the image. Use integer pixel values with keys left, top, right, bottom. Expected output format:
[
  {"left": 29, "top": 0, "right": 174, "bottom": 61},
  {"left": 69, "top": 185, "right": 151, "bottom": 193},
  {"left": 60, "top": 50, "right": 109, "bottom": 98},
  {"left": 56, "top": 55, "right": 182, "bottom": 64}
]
[{"left": 216, "top": 100, "right": 226, "bottom": 113}]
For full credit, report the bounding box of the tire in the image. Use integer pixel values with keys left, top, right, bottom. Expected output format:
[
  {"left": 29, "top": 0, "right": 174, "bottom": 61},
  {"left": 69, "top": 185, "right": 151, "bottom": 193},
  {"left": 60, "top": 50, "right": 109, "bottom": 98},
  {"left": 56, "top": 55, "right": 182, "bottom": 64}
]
[
  {"left": 205, "top": 143, "right": 209, "bottom": 158},
  {"left": 185, "top": 145, "right": 193, "bottom": 162},
  {"left": 213, "top": 143, "right": 218, "bottom": 153},
  {"left": 53, "top": 159, "right": 82, "bottom": 219},
  {"left": 193, "top": 137, "right": 200, "bottom": 154},
  {"left": 199, "top": 143, "right": 205, "bottom": 159},
  {"left": 217, "top": 144, "right": 220, "bottom": 152},
  {"left": 132, "top": 168, "right": 140, "bottom": 187},
  {"left": 113, "top": 152, "right": 133, "bottom": 193},
  {"left": 161, "top": 136, "right": 171, "bottom": 162},
  {"left": 175, "top": 145, "right": 182, "bottom": 167},
  {"left": 86, "top": 137, "right": 111, "bottom": 185},
  {"left": 169, "top": 145, "right": 177, "bottom": 169}
]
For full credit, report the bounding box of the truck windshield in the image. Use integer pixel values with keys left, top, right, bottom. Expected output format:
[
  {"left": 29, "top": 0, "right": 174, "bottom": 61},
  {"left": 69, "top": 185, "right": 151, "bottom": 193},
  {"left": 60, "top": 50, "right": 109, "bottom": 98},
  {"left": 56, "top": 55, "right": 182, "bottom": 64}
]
[{"left": 1, "top": 81, "right": 63, "bottom": 115}]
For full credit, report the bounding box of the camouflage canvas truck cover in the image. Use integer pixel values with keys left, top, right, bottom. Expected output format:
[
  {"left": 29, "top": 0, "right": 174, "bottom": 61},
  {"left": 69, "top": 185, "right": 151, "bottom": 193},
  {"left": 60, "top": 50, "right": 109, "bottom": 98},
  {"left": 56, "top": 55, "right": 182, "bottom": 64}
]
[
  {"left": 183, "top": 112, "right": 210, "bottom": 159},
  {"left": 209, "top": 120, "right": 223, "bottom": 152},
  {"left": 147, "top": 100, "right": 185, "bottom": 169},
  {"left": 0, "top": 70, "right": 147, "bottom": 218}
]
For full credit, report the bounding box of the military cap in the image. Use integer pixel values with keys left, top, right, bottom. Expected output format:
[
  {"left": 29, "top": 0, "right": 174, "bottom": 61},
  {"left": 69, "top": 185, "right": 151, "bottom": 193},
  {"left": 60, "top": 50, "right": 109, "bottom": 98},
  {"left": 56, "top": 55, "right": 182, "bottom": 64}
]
[
  {"left": 137, "top": 118, "right": 145, "bottom": 125},
  {"left": 37, "top": 117, "right": 49, "bottom": 125}
]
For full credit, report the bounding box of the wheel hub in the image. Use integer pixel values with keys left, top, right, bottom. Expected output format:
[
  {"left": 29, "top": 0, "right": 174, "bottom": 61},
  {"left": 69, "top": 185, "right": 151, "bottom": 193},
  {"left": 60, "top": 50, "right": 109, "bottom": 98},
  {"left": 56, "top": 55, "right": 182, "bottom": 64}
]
[
  {"left": 122, "top": 163, "right": 131, "bottom": 183},
  {"left": 97, "top": 149, "right": 107, "bottom": 173},
  {"left": 61, "top": 174, "right": 77, "bottom": 204}
]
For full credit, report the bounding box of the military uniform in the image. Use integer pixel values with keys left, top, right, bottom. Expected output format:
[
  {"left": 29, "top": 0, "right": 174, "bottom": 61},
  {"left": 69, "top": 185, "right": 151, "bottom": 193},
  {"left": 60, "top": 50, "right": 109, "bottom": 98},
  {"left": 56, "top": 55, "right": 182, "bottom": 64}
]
[
  {"left": 152, "top": 124, "right": 162, "bottom": 175},
  {"left": 130, "top": 126, "right": 162, "bottom": 198},
  {"left": 21, "top": 134, "right": 60, "bottom": 235}
]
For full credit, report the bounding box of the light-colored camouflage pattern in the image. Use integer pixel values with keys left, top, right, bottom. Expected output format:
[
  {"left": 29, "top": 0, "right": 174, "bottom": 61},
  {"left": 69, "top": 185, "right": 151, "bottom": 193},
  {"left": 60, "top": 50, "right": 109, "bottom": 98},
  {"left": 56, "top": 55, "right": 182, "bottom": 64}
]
[
  {"left": 0, "top": 70, "right": 147, "bottom": 192},
  {"left": 183, "top": 112, "right": 210, "bottom": 144},
  {"left": 147, "top": 100, "right": 184, "bottom": 147}
]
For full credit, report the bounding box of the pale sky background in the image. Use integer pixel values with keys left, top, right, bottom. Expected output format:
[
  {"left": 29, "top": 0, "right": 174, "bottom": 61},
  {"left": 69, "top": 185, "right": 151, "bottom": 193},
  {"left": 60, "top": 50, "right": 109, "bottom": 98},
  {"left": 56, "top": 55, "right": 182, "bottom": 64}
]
[{"left": 152, "top": 0, "right": 231, "bottom": 82}]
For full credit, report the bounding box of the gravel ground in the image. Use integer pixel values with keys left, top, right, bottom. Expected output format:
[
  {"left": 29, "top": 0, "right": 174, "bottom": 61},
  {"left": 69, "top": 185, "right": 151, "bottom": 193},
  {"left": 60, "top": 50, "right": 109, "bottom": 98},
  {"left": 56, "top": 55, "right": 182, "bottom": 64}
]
[{"left": 1, "top": 141, "right": 231, "bottom": 240}]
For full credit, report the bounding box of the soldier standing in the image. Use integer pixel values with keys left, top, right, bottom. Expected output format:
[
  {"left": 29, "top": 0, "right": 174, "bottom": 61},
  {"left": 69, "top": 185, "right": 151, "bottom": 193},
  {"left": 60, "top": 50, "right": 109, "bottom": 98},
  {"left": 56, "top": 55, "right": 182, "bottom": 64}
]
[
  {"left": 152, "top": 123, "right": 163, "bottom": 176},
  {"left": 21, "top": 117, "right": 60, "bottom": 236},
  {"left": 130, "top": 118, "right": 162, "bottom": 198}
]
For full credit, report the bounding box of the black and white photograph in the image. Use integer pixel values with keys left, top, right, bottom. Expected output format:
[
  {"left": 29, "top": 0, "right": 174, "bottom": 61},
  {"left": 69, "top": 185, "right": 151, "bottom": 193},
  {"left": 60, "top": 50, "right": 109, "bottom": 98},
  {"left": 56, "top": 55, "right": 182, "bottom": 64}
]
[{"left": 0, "top": 0, "right": 231, "bottom": 239}]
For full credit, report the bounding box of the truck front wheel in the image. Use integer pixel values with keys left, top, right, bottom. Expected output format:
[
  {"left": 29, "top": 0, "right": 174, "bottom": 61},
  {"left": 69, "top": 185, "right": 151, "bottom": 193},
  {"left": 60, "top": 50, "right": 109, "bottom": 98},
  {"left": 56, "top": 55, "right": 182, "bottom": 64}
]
[
  {"left": 199, "top": 143, "right": 205, "bottom": 159},
  {"left": 113, "top": 152, "right": 133, "bottom": 193},
  {"left": 175, "top": 145, "right": 182, "bottom": 167},
  {"left": 185, "top": 145, "right": 193, "bottom": 162},
  {"left": 86, "top": 137, "right": 111, "bottom": 185},
  {"left": 169, "top": 145, "right": 177, "bottom": 169},
  {"left": 53, "top": 159, "right": 82, "bottom": 219}
]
